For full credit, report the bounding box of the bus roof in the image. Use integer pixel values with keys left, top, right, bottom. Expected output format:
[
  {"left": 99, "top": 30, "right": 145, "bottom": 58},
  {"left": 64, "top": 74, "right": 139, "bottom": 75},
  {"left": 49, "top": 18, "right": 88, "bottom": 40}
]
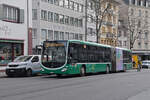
[
  {"left": 68, "top": 40, "right": 112, "bottom": 48},
  {"left": 115, "top": 47, "right": 131, "bottom": 52},
  {"left": 43, "top": 40, "right": 131, "bottom": 51}
]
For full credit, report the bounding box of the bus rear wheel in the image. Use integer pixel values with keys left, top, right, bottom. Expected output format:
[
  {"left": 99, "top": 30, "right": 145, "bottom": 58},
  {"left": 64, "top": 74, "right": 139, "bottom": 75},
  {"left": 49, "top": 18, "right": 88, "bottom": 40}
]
[{"left": 80, "top": 67, "right": 86, "bottom": 77}]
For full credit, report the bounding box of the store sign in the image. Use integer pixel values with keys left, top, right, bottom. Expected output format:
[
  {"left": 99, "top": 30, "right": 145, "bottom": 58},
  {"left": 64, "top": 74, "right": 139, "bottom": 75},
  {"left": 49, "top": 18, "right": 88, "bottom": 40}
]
[{"left": 0, "top": 25, "right": 11, "bottom": 35}]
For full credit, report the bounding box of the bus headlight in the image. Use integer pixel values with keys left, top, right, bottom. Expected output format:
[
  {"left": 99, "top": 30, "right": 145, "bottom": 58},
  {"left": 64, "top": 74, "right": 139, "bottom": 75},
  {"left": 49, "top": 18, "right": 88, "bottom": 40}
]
[
  {"left": 61, "top": 68, "right": 67, "bottom": 72},
  {"left": 41, "top": 68, "right": 44, "bottom": 71}
]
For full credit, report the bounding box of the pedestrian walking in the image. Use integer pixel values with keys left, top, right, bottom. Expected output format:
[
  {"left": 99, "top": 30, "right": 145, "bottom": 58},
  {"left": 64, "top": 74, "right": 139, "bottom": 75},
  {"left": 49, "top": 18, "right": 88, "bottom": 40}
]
[{"left": 137, "top": 60, "right": 141, "bottom": 72}]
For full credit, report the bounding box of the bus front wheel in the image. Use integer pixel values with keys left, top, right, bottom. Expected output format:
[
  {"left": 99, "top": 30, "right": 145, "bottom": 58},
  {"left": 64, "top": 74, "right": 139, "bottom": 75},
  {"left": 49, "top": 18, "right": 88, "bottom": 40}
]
[{"left": 80, "top": 67, "right": 86, "bottom": 77}]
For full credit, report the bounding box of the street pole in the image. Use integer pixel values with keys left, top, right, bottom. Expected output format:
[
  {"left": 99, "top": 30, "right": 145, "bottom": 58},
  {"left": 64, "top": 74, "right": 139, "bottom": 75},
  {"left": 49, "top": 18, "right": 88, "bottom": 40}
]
[
  {"left": 85, "top": 0, "right": 88, "bottom": 41},
  {"left": 27, "top": 0, "right": 29, "bottom": 55}
]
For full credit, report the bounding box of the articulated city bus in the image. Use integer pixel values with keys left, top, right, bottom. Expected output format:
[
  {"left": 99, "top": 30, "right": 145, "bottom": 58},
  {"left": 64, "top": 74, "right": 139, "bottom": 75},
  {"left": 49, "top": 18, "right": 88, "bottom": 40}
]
[{"left": 40, "top": 40, "right": 132, "bottom": 76}]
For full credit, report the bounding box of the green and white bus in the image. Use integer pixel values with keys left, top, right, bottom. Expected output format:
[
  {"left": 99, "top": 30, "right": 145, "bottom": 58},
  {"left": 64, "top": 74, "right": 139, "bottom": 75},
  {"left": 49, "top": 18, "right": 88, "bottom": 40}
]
[{"left": 40, "top": 40, "right": 132, "bottom": 76}]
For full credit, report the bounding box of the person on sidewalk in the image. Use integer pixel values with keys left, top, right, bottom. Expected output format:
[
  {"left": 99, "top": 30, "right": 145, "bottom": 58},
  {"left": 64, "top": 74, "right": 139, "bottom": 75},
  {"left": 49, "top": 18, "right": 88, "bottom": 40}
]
[{"left": 137, "top": 60, "right": 142, "bottom": 72}]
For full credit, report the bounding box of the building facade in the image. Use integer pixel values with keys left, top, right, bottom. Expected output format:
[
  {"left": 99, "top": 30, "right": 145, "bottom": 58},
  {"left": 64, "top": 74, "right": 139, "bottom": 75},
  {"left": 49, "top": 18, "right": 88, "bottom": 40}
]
[
  {"left": 0, "top": 0, "right": 32, "bottom": 66},
  {"left": 86, "top": 0, "right": 120, "bottom": 46},
  {"left": 100, "top": 0, "right": 119, "bottom": 46},
  {"left": 32, "top": 0, "right": 85, "bottom": 53},
  {"left": 118, "top": 0, "right": 150, "bottom": 60}
]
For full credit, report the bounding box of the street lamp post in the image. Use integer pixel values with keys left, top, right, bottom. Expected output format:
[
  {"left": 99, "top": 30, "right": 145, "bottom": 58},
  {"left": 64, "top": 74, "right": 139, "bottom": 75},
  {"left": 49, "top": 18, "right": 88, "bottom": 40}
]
[{"left": 85, "top": 0, "right": 88, "bottom": 41}]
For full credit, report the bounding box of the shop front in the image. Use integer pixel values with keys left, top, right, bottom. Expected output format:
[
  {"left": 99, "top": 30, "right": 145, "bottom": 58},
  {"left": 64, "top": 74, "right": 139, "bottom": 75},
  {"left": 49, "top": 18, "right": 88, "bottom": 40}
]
[
  {"left": 132, "top": 50, "right": 150, "bottom": 61},
  {"left": 0, "top": 39, "right": 24, "bottom": 66}
]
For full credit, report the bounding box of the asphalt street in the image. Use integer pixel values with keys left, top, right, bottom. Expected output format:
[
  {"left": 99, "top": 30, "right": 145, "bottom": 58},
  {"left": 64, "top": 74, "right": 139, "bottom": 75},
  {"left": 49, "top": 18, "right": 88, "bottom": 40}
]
[{"left": 1, "top": 69, "right": 150, "bottom": 100}]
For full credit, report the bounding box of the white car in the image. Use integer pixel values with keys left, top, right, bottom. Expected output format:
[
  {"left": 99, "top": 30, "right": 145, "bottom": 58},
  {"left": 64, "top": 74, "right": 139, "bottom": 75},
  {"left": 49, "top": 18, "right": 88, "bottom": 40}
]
[
  {"left": 142, "top": 60, "right": 150, "bottom": 69},
  {"left": 6, "top": 55, "right": 41, "bottom": 77}
]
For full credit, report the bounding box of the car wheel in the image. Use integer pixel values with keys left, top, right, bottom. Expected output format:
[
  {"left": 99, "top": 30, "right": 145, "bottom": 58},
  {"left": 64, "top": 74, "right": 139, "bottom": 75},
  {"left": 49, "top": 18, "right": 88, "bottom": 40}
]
[{"left": 26, "top": 69, "right": 32, "bottom": 77}]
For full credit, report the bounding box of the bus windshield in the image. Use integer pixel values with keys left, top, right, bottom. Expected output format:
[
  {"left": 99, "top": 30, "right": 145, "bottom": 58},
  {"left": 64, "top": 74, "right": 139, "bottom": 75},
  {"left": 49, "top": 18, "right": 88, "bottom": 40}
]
[{"left": 42, "top": 41, "right": 67, "bottom": 68}]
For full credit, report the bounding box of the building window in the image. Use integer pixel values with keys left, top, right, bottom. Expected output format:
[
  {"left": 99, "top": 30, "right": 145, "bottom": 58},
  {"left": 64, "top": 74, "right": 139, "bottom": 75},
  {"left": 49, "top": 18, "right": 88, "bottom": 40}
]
[
  {"left": 124, "top": 31, "right": 127, "bottom": 37},
  {"left": 41, "top": 29, "right": 47, "bottom": 41},
  {"left": 41, "top": 10, "right": 47, "bottom": 20},
  {"left": 88, "top": 2, "right": 94, "bottom": 10},
  {"left": 130, "top": 9, "right": 134, "bottom": 15},
  {"left": 145, "top": 43, "right": 148, "bottom": 49},
  {"left": 78, "top": 19, "right": 83, "bottom": 27},
  {"left": 64, "top": 16, "right": 69, "bottom": 24},
  {"left": 32, "top": 29, "right": 37, "bottom": 39},
  {"left": 74, "top": 18, "right": 78, "bottom": 27},
  {"left": 132, "top": 0, "right": 135, "bottom": 5},
  {"left": 48, "top": 0, "right": 54, "bottom": 4},
  {"left": 48, "top": 30, "right": 53, "bottom": 40},
  {"left": 79, "top": 34, "right": 83, "bottom": 40},
  {"left": 145, "top": 11, "right": 148, "bottom": 17},
  {"left": 139, "top": 10, "right": 141, "bottom": 17},
  {"left": 79, "top": 4, "right": 83, "bottom": 12},
  {"left": 69, "top": 33, "right": 74, "bottom": 39},
  {"left": 124, "top": 41, "right": 127, "bottom": 46},
  {"left": 144, "top": 0, "right": 146, "bottom": 6},
  {"left": 3, "top": 5, "right": 21, "bottom": 23},
  {"left": 32, "top": 9, "right": 37, "bottom": 20},
  {"left": 48, "top": 11, "right": 53, "bottom": 22},
  {"left": 59, "top": 14, "right": 64, "bottom": 24},
  {"left": 145, "top": 32, "right": 148, "bottom": 39},
  {"left": 64, "top": 0, "right": 69, "bottom": 8},
  {"left": 138, "top": 0, "right": 141, "bottom": 6},
  {"left": 74, "top": 34, "right": 78, "bottom": 39},
  {"left": 65, "top": 32, "right": 69, "bottom": 40},
  {"left": 70, "top": 17, "right": 74, "bottom": 26},
  {"left": 60, "top": 32, "right": 64, "bottom": 40},
  {"left": 119, "top": 41, "right": 122, "bottom": 46},
  {"left": 74, "top": 2, "right": 79, "bottom": 11},
  {"left": 70, "top": 1, "right": 74, "bottom": 10},
  {"left": 54, "top": 13, "right": 59, "bottom": 23},
  {"left": 138, "top": 42, "right": 141, "bottom": 48},
  {"left": 54, "top": 0, "right": 59, "bottom": 5},
  {"left": 54, "top": 31, "right": 59, "bottom": 40},
  {"left": 59, "top": 0, "right": 64, "bottom": 7}
]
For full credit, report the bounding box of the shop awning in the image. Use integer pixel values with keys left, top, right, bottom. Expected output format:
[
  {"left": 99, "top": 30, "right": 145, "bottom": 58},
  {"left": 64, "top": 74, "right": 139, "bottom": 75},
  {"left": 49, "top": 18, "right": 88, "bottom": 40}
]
[{"left": 0, "top": 38, "right": 24, "bottom": 43}]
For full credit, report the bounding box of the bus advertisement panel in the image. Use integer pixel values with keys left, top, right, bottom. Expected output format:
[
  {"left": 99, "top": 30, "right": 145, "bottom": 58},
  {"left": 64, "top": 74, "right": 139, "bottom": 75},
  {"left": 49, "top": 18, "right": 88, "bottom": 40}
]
[{"left": 116, "top": 48, "right": 123, "bottom": 71}]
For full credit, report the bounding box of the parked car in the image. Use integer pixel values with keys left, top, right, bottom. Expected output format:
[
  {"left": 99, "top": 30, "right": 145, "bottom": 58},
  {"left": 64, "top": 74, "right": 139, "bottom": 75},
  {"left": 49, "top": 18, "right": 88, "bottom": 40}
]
[
  {"left": 6, "top": 55, "right": 41, "bottom": 77},
  {"left": 142, "top": 60, "right": 150, "bottom": 69}
]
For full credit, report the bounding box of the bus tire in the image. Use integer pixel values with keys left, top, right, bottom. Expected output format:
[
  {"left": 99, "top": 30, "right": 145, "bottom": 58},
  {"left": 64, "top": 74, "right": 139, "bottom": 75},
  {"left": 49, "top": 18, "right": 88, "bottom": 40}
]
[
  {"left": 26, "top": 69, "right": 32, "bottom": 77},
  {"left": 106, "top": 65, "right": 110, "bottom": 74},
  {"left": 80, "top": 66, "right": 86, "bottom": 77},
  {"left": 56, "top": 74, "right": 62, "bottom": 77}
]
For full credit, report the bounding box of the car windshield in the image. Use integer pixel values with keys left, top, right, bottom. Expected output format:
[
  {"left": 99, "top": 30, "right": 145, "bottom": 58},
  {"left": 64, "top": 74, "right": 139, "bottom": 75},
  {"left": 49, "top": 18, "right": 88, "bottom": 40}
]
[
  {"left": 42, "top": 41, "right": 67, "bottom": 68},
  {"left": 14, "top": 56, "right": 32, "bottom": 62}
]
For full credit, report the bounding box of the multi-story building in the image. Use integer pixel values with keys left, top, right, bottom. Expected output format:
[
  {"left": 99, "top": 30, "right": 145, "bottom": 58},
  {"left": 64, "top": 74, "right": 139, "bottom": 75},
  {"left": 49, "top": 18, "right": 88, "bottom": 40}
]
[
  {"left": 86, "top": 0, "right": 97, "bottom": 42},
  {"left": 86, "top": 0, "right": 119, "bottom": 46},
  {"left": 118, "top": 0, "right": 150, "bottom": 60},
  {"left": 32, "top": 0, "right": 85, "bottom": 53},
  {"left": 100, "top": 0, "right": 120, "bottom": 46},
  {"left": 0, "top": 0, "right": 32, "bottom": 66},
  {"left": 118, "top": 19, "right": 129, "bottom": 48}
]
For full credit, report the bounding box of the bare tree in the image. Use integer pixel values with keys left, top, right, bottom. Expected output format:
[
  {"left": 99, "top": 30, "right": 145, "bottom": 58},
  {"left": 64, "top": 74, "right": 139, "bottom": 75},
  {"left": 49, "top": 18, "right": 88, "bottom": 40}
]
[
  {"left": 121, "top": 14, "right": 148, "bottom": 49},
  {"left": 86, "top": 0, "right": 111, "bottom": 43}
]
